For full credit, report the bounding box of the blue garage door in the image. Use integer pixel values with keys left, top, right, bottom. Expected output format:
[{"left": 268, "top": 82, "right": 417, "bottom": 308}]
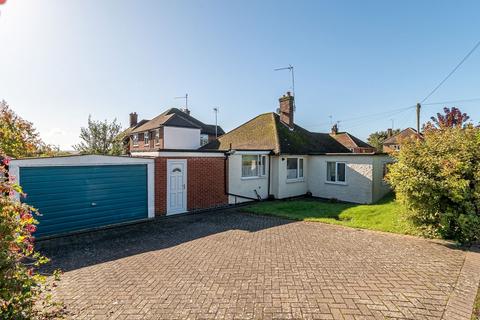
[{"left": 20, "top": 165, "right": 148, "bottom": 237}]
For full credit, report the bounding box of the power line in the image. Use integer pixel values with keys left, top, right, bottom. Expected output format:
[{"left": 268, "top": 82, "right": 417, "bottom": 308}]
[
  {"left": 421, "top": 40, "right": 480, "bottom": 103},
  {"left": 423, "top": 97, "right": 480, "bottom": 106}
]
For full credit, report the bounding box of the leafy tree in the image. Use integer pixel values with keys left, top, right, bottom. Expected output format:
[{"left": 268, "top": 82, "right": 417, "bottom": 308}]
[
  {"left": 427, "top": 107, "right": 470, "bottom": 129},
  {"left": 0, "top": 156, "right": 63, "bottom": 318},
  {"left": 386, "top": 125, "right": 480, "bottom": 243},
  {"left": 367, "top": 129, "right": 400, "bottom": 152},
  {"left": 74, "top": 116, "right": 124, "bottom": 155},
  {"left": 0, "top": 100, "right": 54, "bottom": 158}
]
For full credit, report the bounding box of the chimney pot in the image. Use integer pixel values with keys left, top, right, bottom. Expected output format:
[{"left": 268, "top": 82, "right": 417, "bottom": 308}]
[
  {"left": 331, "top": 124, "right": 338, "bottom": 135},
  {"left": 129, "top": 112, "right": 138, "bottom": 128},
  {"left": 387, "top": 128, "right": 393, "bottom": 138},
  {"left": 278, "top": 92, "right": 295, "bottom": 128}
]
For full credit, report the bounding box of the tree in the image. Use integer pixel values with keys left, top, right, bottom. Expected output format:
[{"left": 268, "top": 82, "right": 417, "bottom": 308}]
[
  {"left": 367, "top": 129, "right": 400, "bottom": 152},
  {"left": 74, "top": 116, "right": 124, "bottom": 155},
  {"left": 0, "top": 100, "right": 54, "bottom": 158},
  {"left": 427, "top": 107, "right": 470, "bottom": 129},
  {"left": 0, "top": 156, "right": 63, "bottom": 318},
  {"left": 386, "top": 125, "right": 480, "bottom": 243}
]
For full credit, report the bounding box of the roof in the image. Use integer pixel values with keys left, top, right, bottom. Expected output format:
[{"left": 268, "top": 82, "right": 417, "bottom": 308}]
[
  {"left": 383, "top": 127, "right": 423, "bottom": 145},
  {"left": 120, "top": 119, "right": 148, "bottom": 138},
  {"left": 132, "top": 112, "right": 200, "bottom": 133},
  {"left": 330, "top": 132, "right": 373, "bottom": 149},
  {"left": 131, "top": 108, "right": 225, "bottom": 136},
  {"left": 200, "top": 112, "right": 351, "bottom": 155}
]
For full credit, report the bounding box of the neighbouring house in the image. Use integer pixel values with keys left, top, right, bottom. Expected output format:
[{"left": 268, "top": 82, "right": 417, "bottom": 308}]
[
  {"left": 124, "top": 108, "right": 224, "bottom": 154},
  {"left": 329, "top": 124, "right": 376, "bottom": 153},
  {"left": 383, "top": 127, "right": 423, "bottom": 152},
  {"left": 202, "top": 92, "right": 392, "bottom": 204}
]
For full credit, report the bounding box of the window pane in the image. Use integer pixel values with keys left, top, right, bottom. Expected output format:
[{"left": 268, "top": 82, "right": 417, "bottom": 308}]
[
  {"left": 327, "top": 162, "right": 336, "bottom": 182},
  {"left": 337, "top": 163, "right": 346, "bottom": 182},
  {"left": 242, "top": 155, "right": 258, "bottom": 177},
  {"left": 287, "top": 158, "right": 298, "bottom": 179},
  {"left": 260, "top": 156, "right": 266, "bottom": 176},
  {"left": 299, "top": 159, "right": 304, "bottom": 178}
]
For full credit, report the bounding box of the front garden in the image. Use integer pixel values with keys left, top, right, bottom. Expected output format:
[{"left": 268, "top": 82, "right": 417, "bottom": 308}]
[{"left": 244, "top": 194, "right": 423, "bottom": 236}]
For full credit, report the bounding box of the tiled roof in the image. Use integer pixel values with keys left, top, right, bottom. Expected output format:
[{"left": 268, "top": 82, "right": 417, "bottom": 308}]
[
  {"left": 330, "top": 132, "right": 373, "bottom": 149},
  {"left": 130, "top": 108, "right": 224, "bottom": 135},
  {"left": 132, "top": 113, "right": 199, "bottom": 133},
  {"left": 383, "top": 127, "right": 422, "bottom": 145},
  {"left": 201, "top": 112, "right": 351, "bottom": 155}
]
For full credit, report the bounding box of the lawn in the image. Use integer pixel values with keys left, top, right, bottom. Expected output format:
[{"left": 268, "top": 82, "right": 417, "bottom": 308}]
[
  {"left": 473, "top": 285, "right": 480, "bottom": 320},
  {"left": 244, "top": 194, "right": 422, "bottom": 236}
]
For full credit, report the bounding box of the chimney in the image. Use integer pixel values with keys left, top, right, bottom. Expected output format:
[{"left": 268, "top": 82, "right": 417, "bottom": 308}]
[
  {"left": 129, "top": 112, "right": 138, "bottom": 128},
  {"left": 331, "top": 123, "right": 338, "bottom": 135},
  {"left": 181, "top": 108, "right": 191, "bottom": 116},
  {"left": 279, "top": 92, "right": 294, "bottom": 128},
  {"left": 387, "top": 128, "right": 393, "bottom": 138}
]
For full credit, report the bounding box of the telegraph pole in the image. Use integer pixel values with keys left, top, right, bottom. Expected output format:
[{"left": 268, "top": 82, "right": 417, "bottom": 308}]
[{"left": 416, "top": 103, "right": 421, "bottom": 133}]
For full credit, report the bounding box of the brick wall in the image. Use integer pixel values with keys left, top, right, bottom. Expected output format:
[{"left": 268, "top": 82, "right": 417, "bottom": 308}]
[
  {"left": 154, "top": 157, "right": 228, "bottom": 216},
  {"left": 130, "top": 128, "right": 164, "bottom": 153}
]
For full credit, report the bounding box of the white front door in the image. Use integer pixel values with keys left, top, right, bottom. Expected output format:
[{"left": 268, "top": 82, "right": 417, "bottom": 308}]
[{"left": 167, "top": 160, "right": 187, "bottom": 215}]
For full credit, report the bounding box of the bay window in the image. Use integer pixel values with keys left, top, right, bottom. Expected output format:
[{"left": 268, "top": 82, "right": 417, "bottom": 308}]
[{"left": 326, "top": 161, "right": 346, "bottom": 183}]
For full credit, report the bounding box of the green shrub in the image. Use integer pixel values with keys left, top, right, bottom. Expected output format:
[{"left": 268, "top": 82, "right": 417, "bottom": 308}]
[
  {"left": 386, "top": 125, "right": 480, "bottom": 244},
  {"left": 0, "top": 156, "right": 62, "bottom": 319}
]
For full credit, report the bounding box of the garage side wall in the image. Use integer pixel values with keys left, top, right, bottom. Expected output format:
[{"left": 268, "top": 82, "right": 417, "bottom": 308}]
[{"left": 154, "top": 157, "right": 228, "bottom": 216}]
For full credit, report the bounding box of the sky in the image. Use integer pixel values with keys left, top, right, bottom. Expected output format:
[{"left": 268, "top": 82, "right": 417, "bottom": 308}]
[{"left": 0, "top": 0, "right": 479, "bottom": 150}]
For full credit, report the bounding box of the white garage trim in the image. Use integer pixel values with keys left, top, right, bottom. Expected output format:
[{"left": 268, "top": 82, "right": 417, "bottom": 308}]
[
  {"left": 131, "top": 151, "right": 225, "bottom": 158},
  {"left": 9, "top": 155, "right": 155, "bottom": 218}
]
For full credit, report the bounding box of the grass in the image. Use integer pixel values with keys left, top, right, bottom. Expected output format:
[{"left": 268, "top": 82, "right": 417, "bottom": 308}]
[{"left": 244, "top": 194, "right": 422, "bottom": 236}]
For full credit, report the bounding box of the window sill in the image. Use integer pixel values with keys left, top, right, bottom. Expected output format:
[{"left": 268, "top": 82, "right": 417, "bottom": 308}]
[
  {"left": 286, "top": 178, "right": 305, "bottom": 183},
  {"left": 324, "top": 181, "right": 347, "bottom": 186},
  {"left": 241, "top": 176, "right": 267, "bottom": 180}
]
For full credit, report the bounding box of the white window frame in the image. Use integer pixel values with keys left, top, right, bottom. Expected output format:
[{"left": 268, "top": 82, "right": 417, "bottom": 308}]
[
  {"left": 200, "top": 134, "right": 209, "bottom": 146},
  {"left": 132, "top": 134, "right": 139, "bottom": 146},
  {"left": 286, "top": 157, "right": 304, "bottom": 182},
  {"left": 241, "top": 154, "right": 267, "bottom": 179},
  {"left": 144, "top": 132, "right": 149, "bottom": 145},
  {"left": 325, "top": 161, "right": 347, "bottom": 185}
]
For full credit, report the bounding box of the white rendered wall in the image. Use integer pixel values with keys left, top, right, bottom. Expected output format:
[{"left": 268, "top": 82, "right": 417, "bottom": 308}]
[{"left": 163, "top": 127, "right": 201, "bottom": 150}]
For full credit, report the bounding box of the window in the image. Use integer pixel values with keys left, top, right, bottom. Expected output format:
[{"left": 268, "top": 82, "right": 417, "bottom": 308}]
[
  {"left": 144, "top": 132, "right": 149, "bottom": 145},
  {"left": 200, "top": 134, "right": 209, "bottom": 146},
  {"left": 326, "top": 161, "right": 346, "bottom": 183},
  {"left": 132, "top": 134, "right": 139, "bottom": 146},
  {"left": 287, "top": 158, "right": 304, "bottom": 180},
  {"left": 260, "top": 155, "right": 266, "bottom": 176},
  {"left": 155, "top": 130, "right": 160, "bottom": 145},
  {"left": 241, "top": 155, "right": 267, "bottom": 178}
]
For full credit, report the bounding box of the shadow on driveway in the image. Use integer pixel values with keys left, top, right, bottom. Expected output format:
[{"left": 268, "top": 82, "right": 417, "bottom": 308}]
[{"left": 37, "top": 209, "right": 293, "bottom": 273}]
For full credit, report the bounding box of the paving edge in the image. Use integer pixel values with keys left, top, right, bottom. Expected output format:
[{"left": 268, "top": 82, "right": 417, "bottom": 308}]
[{"left": 442, "top": 245, "right": 480, "bottom": 320}]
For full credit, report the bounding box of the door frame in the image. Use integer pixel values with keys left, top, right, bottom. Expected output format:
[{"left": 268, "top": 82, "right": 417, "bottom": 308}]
[{"left": 166, "top": 159, "right": 187, "bottom": 215}]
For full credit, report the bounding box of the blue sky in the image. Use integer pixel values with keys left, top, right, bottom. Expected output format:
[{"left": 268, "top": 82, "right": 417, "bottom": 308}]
[{"left": 0, "top": 1, "right": 479, "bottom": 149}]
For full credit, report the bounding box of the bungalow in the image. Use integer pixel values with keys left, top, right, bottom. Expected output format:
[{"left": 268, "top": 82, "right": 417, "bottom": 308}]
[{"left": 202, "top": 92, "right": 391, "bottom": 204}]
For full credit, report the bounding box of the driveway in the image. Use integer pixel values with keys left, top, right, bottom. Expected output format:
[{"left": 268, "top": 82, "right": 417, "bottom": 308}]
[{"left": 38, "top": 210, "right": 480, "bottom": 320}]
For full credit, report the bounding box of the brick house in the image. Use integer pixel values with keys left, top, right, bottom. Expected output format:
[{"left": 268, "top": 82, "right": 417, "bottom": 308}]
[
  {"left": 125, "top": 108, "right": 224, "bottom": 154},
  {"left": 329, "top": 124, "right": 376, "bottom": 153},
  {"left": 383, "top": 127, "right": 423, "bottom": 152}
]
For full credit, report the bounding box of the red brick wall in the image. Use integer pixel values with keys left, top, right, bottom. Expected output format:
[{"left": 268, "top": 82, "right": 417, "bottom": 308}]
[{"left": 154, "top": 157, "right": 228, "bottom": 216}]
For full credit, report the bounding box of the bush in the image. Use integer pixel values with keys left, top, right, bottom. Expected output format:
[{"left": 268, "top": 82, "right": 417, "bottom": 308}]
[
  {"left": 386, "top": 125, "right": 480, "bottom": 244},
  {"left": 0, "top": 156, "right": 62, "bottom": 319}
]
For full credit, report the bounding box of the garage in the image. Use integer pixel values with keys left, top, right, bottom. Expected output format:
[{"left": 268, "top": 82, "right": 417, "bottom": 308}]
[{"left": 9, "top": 155, "right": 155, "bottom": 238}]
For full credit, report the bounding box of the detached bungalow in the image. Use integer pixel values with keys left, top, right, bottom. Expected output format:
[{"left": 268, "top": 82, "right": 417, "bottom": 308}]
[{"left": 202, "top": 92, "right": 391, "bottom": 204}]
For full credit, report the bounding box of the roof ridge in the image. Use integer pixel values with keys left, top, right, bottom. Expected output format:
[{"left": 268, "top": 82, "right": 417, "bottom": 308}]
[{"left": 271, "top": 113, "right": 281, "bottom": 154}]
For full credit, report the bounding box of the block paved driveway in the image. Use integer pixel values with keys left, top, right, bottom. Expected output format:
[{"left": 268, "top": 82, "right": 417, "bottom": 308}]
[{"left": 38, "top": 210, "right": 480, "bottom": 320}]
